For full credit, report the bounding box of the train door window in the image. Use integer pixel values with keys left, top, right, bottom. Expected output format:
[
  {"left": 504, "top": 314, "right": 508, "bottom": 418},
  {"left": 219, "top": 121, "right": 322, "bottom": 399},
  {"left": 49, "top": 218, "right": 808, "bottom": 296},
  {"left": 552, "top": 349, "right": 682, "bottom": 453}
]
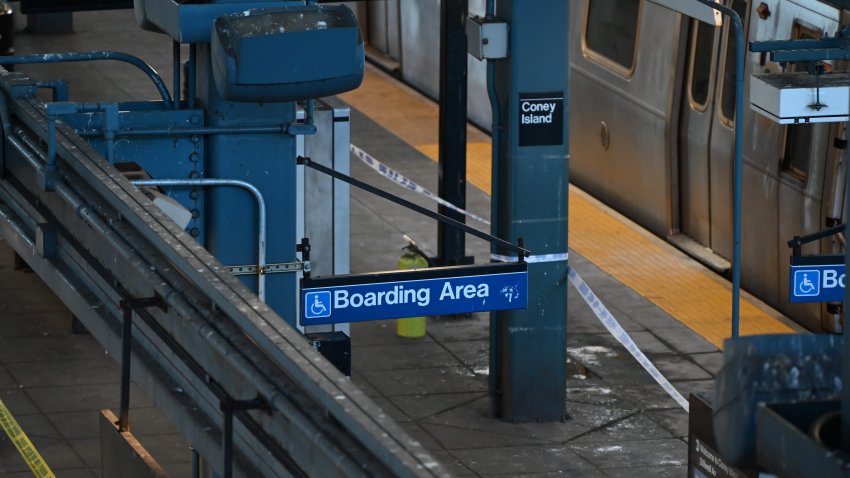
[
  {"left": 718, "top": 0, "right": 750, "bottom": 126},
  {"left": 584, "top": 0, "right": 641, "bottom": 75},
  {"left": 688, "top": 19, "right": 718, "bottom": 111},
  {"left": 780, "top": 24, "right": 822, "bottom": 182}
]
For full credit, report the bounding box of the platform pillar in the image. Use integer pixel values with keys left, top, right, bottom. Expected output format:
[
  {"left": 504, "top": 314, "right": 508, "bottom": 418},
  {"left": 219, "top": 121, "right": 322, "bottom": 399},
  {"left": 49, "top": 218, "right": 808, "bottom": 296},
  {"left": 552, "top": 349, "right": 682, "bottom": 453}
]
[
  {"left": 489, "top": 0, "right": 569, "bottom": 422},
  {"left": 436, "top": 0, "right": 469, "bottom": 266},
  {"left": 195, "top": 44, "right": 298, "bottom": 325}
]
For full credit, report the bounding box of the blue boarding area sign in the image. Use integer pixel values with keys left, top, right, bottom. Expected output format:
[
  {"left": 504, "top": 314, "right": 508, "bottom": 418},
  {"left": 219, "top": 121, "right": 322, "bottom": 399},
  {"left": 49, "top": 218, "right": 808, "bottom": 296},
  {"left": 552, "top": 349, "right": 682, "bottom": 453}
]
[
  {"left": 301, "top": 262, "right": 528, "bottom": 325},
  {"left": 789, "top": 255, "right": 844, "bottom": 303}
]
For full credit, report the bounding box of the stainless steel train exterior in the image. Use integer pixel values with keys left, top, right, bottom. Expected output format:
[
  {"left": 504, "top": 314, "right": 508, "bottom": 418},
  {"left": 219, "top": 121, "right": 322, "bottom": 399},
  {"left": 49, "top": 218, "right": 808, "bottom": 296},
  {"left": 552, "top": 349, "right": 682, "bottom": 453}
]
[{"left": 357, "top": 0, "right": 848, "bottom": 332}]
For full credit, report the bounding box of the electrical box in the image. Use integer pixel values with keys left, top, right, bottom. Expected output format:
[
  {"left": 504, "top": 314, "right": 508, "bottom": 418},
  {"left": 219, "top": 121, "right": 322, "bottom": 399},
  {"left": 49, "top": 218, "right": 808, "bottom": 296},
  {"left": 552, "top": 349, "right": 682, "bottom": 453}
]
[
  {"left": 466, "top": 16, "right": 508, "bottom": 60},
  {"left": 306, "top": 332, "right": 351, "bottom": 376}
]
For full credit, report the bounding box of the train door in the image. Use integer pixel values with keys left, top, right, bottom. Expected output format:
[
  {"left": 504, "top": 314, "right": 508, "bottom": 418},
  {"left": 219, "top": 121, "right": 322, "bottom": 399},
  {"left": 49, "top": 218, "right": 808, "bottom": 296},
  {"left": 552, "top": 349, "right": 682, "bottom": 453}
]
[
  {"left": 366, "top": 0, "right": 402, "bottom": 66},
  {"left": 677, "top": 17, "right": 724, "bottom": 269},
  {"left": 676, "top": 0, "right": 752, "bottom": 271},
  {"left": 703, "top": 0, "right": 751, "bottom": 265},
  {"left": 678, "top": 0, "right": 838, "bottom": 327}
]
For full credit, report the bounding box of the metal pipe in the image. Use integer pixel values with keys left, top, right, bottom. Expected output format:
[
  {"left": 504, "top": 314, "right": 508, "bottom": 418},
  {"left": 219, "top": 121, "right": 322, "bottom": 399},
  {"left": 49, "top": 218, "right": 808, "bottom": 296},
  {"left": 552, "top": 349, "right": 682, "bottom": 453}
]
[
  {"left": 103, "top": 103, "right": 118, "bottom": 164},
  {"left": 188, "top": 44, "right": 197, "bottom": 109},
  {"left": 694, "top": 0, "right": 743, "bottom": 337},
  {"left": 842, "top": 42, "right": 850, "bottom": 454},
  {"left": 9, "top": 134, "right": 44, "bottom": 171},
  {"left": 223, "top": 406, "right": 234, "bottom": 478},
  {"left": 485, "top": 1, "right": 501, "bottom": 416},
  {"left": 47, "top": 117, "right": 56, "bottom": 168},
  {"left": 173, "top": 41, "right": 181, "bottom": 107},
  {"left": 35, "top": 80, "right": 69, "bottom": 102},
  {"left": 131, "top": 179, "right": 267, "bottom": 301},
  {"left": 192, "top": 448, "right": 200, "bottom": 478},
  {"left": 306, "top": 99, "right": 315, "bottom": 126},
  {"left": 0, "top": 51, "right": 174, "bottom": 108},
  {"left": 119, "top": 302, "right": 133, "bottom": 431},
  {"left": 77, "top": 125, "right": 286, "bottom": 138}
]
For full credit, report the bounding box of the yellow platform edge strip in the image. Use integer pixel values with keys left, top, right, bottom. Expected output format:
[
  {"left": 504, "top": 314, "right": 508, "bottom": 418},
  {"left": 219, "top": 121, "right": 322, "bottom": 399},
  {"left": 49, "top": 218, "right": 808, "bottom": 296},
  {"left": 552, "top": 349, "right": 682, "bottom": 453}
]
[
  {"left": 340, "top": 64, "right": 796, "bottom": 349},
  {"left": 0, "top": 397, "right": 56, "bottom": 478}
]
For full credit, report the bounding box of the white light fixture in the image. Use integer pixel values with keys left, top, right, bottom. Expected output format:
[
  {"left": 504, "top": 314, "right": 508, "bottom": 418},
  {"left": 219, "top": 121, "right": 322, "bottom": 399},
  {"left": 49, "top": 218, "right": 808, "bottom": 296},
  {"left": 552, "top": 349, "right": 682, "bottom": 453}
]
[{"left": 646, "top": 0, "right": 723, "bottom": 27}]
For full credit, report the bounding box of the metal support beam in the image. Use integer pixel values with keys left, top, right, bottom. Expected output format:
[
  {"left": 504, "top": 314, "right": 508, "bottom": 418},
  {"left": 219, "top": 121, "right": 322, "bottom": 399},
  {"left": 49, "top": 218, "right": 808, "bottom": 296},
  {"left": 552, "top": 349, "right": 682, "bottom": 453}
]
[
  {"left": 118, "top": 296, "right": 164, "bottom": 432},
  {"left": 490, "top": 0, "right": 569, "bottom": 421},
  {"left": 220, "top": 396, "right": 265, "bottom": 478},
  {"left": 842, "top": 44, "right": 850, "bottom": 454},
  {"left": 437, "top": 0, "right": 471, "bottom": 266}
]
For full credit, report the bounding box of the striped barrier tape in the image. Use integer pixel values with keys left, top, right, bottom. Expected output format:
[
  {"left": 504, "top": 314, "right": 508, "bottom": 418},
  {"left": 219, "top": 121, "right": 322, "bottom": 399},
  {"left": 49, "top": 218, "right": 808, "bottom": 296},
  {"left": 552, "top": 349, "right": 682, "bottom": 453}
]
[
  {"left": 350, "top": 144, "right": 492, "bottom": 226},
  {"left": 0, "top": 397, "right": 56, "bottom": 478},
  {"left": 568, "top": 267, "right": 690, "bottom": 413},
  {"left": 491, "top": 252, "right": 569, "bottom": 264},
  {"left": 350, "top": 145, "right": 688, "bottom": 411}
]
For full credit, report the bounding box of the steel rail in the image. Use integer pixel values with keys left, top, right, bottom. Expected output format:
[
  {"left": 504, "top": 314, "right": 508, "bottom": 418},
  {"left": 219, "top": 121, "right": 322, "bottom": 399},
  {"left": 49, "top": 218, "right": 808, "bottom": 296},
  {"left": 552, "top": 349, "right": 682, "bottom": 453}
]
[
  {"left": 8, "top": 110, "right": 413, "bottom": 477},
  {"left": 0, "top": 72, "right": 445, "bottom": 477}
]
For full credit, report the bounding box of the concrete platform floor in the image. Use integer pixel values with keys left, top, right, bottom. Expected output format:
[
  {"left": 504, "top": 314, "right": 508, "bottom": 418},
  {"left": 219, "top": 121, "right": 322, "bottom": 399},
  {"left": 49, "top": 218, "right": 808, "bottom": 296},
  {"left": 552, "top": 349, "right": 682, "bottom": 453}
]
[{"left": 0, "top": 8, "right": 735, "bottom": 478}]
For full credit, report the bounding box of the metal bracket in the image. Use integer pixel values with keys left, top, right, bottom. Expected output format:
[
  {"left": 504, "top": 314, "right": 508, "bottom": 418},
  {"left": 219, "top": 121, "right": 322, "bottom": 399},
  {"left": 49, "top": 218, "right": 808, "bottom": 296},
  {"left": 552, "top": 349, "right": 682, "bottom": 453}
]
[
  {"left": 787, "top": 223, "right": 844, "bottom": 256},
  {"left": 227, "top": 261, "right": 306, "bottom": 276}
]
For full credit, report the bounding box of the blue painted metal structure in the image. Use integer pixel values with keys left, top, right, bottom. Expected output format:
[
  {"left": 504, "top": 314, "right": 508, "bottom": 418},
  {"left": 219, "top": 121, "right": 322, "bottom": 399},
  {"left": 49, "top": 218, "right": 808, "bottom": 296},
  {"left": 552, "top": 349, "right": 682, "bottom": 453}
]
[
  {"left": 489, "top": 0, "right": 569, "bottom": 422},
  {"left": 133, "top": 1, "right": 363, "bottom": 325},
  {"left": 0, "top": 2, "right": 453, "bottom": 475},
  {"left": 0, "top": 64, "right": 443, "bottom": 476}
]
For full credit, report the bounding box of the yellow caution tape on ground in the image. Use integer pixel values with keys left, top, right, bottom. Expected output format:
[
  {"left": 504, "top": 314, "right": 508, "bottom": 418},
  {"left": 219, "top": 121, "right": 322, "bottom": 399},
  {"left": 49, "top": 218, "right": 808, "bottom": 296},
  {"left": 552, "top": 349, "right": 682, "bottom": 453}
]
[{"left": 0, "top": 397, "right": 56, "bottom": 478}]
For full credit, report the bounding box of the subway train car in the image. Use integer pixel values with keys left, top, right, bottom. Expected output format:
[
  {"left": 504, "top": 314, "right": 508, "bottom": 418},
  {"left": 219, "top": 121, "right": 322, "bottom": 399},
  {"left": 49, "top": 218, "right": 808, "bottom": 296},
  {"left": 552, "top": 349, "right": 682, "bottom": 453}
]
[
  {"left": 360, "top": 0, "right": 847, "bottom": 332},
  {"left": 569, "top": 0, "right": 845, "bottom": 333}
]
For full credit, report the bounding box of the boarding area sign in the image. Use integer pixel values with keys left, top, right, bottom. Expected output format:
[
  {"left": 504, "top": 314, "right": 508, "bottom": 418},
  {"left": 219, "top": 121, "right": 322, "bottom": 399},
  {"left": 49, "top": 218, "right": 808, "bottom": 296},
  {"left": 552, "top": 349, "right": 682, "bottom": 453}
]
[
  {"left": 301, "top": 263, "right": 528, "bottom": 325},
  {"left": 789, "top": 255, "right": 844, "bottom": 303}
]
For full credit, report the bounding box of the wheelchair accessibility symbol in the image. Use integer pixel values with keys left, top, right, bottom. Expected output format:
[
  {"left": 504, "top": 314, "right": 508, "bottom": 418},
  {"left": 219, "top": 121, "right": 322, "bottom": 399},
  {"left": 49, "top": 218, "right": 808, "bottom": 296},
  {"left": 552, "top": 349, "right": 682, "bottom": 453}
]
[
  {"left": 304, "top": 291, "right": 332, "bottom": 319},
  {"left": 793, "top": 270, "right": 820, "bottom": 297}
]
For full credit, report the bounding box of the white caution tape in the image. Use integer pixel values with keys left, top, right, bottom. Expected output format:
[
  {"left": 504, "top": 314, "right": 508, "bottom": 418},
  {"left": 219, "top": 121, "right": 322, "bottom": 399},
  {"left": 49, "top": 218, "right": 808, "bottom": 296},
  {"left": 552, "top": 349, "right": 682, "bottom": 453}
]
[
  {"left": 491, "top": 252, "right": 569, "bottom": 264},
  {"left": 350, "top": 144, "right": 491, "bottom": 226},
  {"left": 351, "top": 145, "right": 686, "bottom": 410},
  {"left": 568, "top": 267, "right": 690, "bottom": 413}
]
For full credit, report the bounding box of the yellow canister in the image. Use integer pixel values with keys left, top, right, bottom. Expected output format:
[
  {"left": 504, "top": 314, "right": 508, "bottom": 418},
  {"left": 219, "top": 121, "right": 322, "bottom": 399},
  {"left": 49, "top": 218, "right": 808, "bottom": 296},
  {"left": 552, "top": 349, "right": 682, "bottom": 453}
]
[{"left": 396, "top": 242, "right": 429, "bottom": 338}]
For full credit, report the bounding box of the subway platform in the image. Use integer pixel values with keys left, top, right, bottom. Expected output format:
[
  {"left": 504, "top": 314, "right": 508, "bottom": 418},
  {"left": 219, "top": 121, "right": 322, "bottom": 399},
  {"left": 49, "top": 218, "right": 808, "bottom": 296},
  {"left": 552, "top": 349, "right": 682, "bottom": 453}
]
[{"left": 0, "top": 9, "right": 799, "bottom": 478}]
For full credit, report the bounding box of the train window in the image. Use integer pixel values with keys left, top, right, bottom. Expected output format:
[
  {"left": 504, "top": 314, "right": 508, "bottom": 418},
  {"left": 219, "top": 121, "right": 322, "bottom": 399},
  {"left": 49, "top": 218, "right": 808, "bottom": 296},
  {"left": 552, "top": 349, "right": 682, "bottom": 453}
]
[
  {"left": 584, "top": 0, "right": 641, "bottom": 74},
  {"left": 781, "top": 24, "right": 822, "bottom": 182},
  {"left": 688, "top": 20, "right": 717, "bottom": 111},
  {"left": 781, "top": 124, "right": 812, "bottom": 180},
  {"left": 718, "top": 0, "right": 750, "bottom": 125}
]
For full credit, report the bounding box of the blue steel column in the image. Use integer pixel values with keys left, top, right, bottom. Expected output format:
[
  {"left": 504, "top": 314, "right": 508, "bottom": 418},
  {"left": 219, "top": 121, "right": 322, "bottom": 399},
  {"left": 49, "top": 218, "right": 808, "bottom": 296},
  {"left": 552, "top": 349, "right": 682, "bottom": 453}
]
[
  {"left": 437, "top": 0, "right": 469, "bottom": 266},
  {"left": 195, "top": 44, "right": 298, "bottom": 325},
  {"left": 489, "top": 0, "right": 569, "bottom": 421}
]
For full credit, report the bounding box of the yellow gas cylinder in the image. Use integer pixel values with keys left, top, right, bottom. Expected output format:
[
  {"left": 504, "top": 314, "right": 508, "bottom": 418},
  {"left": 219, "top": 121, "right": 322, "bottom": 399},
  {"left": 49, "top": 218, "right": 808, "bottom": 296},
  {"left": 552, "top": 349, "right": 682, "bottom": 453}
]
[{"left": 396, "top": 242, "right": 429, "bottom": 338}]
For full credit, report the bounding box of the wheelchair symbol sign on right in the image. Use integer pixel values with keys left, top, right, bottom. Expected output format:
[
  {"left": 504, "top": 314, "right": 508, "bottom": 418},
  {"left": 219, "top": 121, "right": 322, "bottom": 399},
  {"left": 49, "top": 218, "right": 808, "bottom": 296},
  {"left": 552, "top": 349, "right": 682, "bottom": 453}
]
[
  {"left": 789, "top": 263, "right": 845, "bottom": 303},
  {"left": 793, "top": 270, "right": 819, "bottom": 297}
]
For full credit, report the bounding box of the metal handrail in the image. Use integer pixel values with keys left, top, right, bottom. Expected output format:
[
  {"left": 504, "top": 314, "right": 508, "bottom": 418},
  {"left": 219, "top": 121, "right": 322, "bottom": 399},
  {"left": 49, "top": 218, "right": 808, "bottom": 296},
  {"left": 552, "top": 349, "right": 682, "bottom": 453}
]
[
  {"left": 0, "top": 51, "right": 174, "bottom": 108},
  {"left": 132, "top": 179, "right": 268, "bottom": 301}
]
